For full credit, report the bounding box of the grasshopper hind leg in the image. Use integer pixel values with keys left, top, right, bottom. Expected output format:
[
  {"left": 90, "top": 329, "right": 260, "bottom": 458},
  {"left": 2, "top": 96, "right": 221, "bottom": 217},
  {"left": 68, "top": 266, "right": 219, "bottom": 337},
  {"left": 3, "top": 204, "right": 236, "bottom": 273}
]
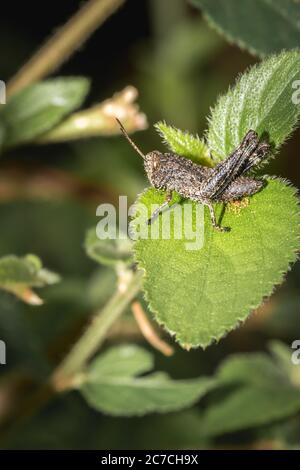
[
  {"left": 207, "top": 204, "right": 230, "bottom": 232},
  {"left": 219, "top": 177, "right": 264, "bottom": 203}
]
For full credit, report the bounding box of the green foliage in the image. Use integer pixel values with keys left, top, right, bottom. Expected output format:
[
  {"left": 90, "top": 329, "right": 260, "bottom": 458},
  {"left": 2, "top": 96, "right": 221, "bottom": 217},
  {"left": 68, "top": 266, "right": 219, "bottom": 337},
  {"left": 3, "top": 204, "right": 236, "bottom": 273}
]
[
  {"left": 207, "top": 50, "right": 300, "bottom": 161},
  {"left": 216, "top": 352, "right": 287, "bottom": 386},
  {"left": 0, "top": 254, "right": 59, "bottom": 287},
  {"left": 0, "top": 77, "right": 90, "bottom": 148},
  {"left": 201, "top": 385, "right": 300, "bottom": 437},
  {"left": 200, "top": 345, "right": 300, "bottom": 437},
  {"left": 0, "top": 254, "right": 60, "bottom": 303},
  {"left": 79, "top": 345, "right": 214, "bottom": 416},
  {"left": 155, "top": 121, "right": 212, "bottom": 166},
  {"left": 191, "top": 0, "right": 300, "bottom": 57},
  {"left": 84, "top": 228, "right": 133, "bottom": 266}
]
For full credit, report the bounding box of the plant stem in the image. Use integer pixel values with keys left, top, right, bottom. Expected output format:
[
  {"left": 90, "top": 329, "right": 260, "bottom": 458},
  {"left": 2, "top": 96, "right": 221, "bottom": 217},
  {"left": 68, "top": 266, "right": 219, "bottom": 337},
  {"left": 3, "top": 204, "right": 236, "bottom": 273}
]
[
  {"left": 51, "top": 269, "right": 143, "bottom": 390},
  {"left": 7, "top": 0, "right": 125, "bottom": 97}
]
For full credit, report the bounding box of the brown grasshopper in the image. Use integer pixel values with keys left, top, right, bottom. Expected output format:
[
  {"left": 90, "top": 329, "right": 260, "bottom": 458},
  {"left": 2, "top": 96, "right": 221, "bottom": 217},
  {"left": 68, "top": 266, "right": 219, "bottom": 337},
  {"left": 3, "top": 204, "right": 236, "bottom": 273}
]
[{"left": 117, "top": 119, "right": 270, "bottom": 232}]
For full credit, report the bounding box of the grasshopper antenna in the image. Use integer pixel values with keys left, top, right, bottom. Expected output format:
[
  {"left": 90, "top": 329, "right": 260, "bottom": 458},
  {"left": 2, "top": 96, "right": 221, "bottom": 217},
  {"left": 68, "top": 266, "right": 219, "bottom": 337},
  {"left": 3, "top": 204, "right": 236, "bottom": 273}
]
[{"left": 116, "top": 118, "right": 146, "bottom": 159}]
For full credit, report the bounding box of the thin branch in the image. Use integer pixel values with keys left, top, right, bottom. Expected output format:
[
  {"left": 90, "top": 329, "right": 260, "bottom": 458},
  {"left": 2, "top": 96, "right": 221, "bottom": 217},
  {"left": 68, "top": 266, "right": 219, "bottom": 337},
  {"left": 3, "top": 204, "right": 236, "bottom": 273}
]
[
  {"left": 7, "top": 0, "right": 125, "bottom": 97},
  {"left": 131, "top": 300, "right": 174, "bottom": 357},
  {"left": 51, "top": 269, "right": 143, "bottom": 391}
]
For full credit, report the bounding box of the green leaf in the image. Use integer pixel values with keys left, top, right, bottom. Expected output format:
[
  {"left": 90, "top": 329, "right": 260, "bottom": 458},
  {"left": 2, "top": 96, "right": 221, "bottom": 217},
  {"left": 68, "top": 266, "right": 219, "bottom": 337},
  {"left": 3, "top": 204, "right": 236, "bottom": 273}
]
[
  {"left": 0, "top": 254, "right": 60, "bottom": 304},
  {"left": 191, "top": 0, "right": 300, "bottom": 57},
  {"left": 84, "top": 228, "right": 133, "bottom": 266},
  {"left": 155, "top": 121, "right": 212, "bottom": 166},
  {"left": 86, "top": 344, "right": 154, "bottom": 379},
  {"left": 0, "top": 77, "right": 90, "bottom": 147},
  {"left": 216, "top": 352, "right": 289, "bottom": 387},
  {"left": 133, "top": 178, "right": 300, "bottom": 348},
  {"left": 200, "top": 348, "right": 300, "bottom": 436},
  {"left": 207, "top": 50, "right": 300, "bottom": 161},
  {"left": 79, "top": 345, "right": 214, "bottom": 416},
  {"left": 201, "top": 384, "right": 300, "bottom": 437}
]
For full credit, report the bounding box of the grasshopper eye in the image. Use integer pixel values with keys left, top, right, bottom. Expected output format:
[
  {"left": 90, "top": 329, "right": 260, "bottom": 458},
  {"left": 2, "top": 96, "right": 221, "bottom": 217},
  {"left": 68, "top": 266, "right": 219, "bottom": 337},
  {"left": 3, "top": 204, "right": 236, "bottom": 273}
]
[{"left": 152, "top": 154, "right": 161, "bottom": 170}]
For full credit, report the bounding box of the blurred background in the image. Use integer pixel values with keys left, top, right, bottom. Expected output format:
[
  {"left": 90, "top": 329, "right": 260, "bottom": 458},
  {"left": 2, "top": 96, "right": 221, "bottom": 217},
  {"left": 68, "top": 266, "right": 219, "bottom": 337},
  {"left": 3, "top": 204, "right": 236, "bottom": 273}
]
[{"left": 0, "top": 0, "right": 300, "bottom": 450}]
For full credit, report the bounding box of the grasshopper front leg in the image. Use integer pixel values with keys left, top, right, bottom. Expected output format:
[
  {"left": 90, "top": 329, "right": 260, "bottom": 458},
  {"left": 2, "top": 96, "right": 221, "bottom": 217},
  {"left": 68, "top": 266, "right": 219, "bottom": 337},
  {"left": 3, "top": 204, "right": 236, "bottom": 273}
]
[{"left": 147, "top": 190, "right": 173, "bottom": 225}]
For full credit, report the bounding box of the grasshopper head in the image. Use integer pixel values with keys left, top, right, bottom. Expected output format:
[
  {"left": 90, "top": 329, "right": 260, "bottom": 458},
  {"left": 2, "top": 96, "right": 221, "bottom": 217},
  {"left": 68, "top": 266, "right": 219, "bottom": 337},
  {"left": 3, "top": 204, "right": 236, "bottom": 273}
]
[{"left": 144, "top": 151, "right": 165, "bottom": 186}]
